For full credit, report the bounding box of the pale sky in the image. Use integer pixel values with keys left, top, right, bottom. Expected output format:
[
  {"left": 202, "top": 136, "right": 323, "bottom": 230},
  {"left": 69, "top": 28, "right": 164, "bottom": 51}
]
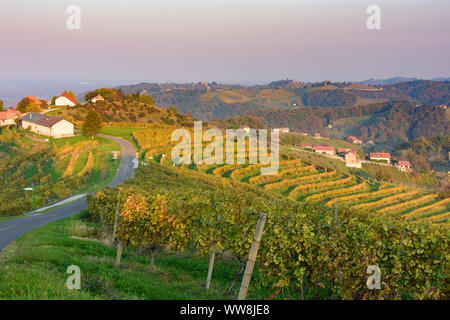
[{"left": 0, "top": 0, "right": 449, "bottom": 83}]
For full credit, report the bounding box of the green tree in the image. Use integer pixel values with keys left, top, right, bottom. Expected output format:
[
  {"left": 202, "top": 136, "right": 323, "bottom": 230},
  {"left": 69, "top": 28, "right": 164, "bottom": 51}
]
[
  {"left": 85, "top": 91, "right": 98, "bottom": 102},
  {"left": 16, "top": 98, "right": 42, "bottom": 113},
  {"left": 82, "top": 108, "right": 103, "bottom": 138},
  {"left": 51, "top": 96, "right": 57, "bottom": 105},
  {"left": 62, "top": 90, "right": 76, "bottom": 102},
  {"left": 0, "top": 99, "right": 3, "bottom": 111}
]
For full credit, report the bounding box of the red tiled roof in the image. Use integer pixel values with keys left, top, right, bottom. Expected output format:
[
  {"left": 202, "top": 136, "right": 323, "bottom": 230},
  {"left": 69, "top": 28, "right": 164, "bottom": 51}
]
[
  {"left": 345, "top": 150, "right": 360, "bottom": 159},
  {"left": 312, "top": 145, "right": 335, "bottom": 151},
  {"left": 348, "top": 135, "right": 362, "bottom": 141},
  {"left": 58, "top": 93, "right": 76, "bottom": 104},
  {"left": 370, "top": 152, "right": 391, "bottom": 159},
  {"left": 397, "top": 161, "right": 411, "bottom": 167},
  {"left": 337, "top": 148, "right": 350, "bottom": 153},
  {"left": 25, "top": 96, "right": 42, "bottom": 105},
  {"left": 0, "top": 108, "right": 22, "bottom": 120}
]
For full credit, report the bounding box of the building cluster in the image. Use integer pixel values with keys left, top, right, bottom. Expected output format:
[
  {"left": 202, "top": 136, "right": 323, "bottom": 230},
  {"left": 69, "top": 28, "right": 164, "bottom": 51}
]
[{"left": 0, "top": 91, "right": 83, "bottom": 138}]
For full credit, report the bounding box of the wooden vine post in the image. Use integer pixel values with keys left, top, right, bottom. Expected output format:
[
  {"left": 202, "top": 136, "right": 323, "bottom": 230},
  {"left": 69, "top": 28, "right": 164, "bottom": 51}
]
[
  {"left": 112, "top": 188, "right": 122, "bottom": 243},
  {"left": 205, "top": 243, "right": 216, "bottom": 290},
  {"left": 205, "top": 212, "right": 221, "bottom": 290},
  {"left": 113, "top": 188, "right": 123, "bottom": 266},
  {"left": 237, "top": 212, "right": 267, "bottom": 300}
]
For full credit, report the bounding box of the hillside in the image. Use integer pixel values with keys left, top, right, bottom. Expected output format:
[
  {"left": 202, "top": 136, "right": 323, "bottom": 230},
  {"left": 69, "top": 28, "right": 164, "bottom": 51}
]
[
  {"left": 0, "top": 128, "right": 120, "bottom": 217},
  {"left": 116, "top": 80, "right": 450, "bottom": 121},
  {"left": 246, "top": 101, "right": 449, "bottom": 146},
  {"left": 47, "top": 100, "right": 193, "bottom": 127}
]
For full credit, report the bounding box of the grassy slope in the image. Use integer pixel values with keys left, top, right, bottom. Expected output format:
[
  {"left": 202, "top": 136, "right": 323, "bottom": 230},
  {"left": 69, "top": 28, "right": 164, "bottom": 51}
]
[
  {"left": 0, "top": 211, "right": 280, "bottom": 300},
  {"left": 0, "top": 130, "right": 121, "bottom": 217},
  {"left": 99, "top": 126, "right": 145, "bottom": 152}
]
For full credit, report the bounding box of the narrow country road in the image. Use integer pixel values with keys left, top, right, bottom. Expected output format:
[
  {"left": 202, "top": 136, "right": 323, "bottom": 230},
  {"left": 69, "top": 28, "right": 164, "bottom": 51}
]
[{"left": 0, "top": 134, "right": 137, "bottom": 251}]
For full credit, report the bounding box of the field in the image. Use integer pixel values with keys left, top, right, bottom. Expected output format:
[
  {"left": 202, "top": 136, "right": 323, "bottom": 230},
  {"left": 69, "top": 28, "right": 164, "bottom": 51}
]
[
  {"left": 0, "top": 128, "right": 120, "bottom": 217},
  {"left": 199, "top": 88, "right": 300, "bottom": 109}
]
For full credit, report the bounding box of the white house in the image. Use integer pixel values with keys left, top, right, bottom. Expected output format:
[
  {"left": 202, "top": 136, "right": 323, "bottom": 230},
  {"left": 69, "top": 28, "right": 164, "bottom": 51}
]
[
  {"left": 55, "top": 93, "right": 76, "bottom": 107},
  {"left": 0, "top": 108, "right": 22, "bottom": 126},
  {"left": 20, "top": 113, "right": 74, "bottom": 138},
  {"left": 369, "top": 152, "right": 391, "bottom": 164},
  {"left": 272, "top": 128, "right": 290, "bottom": 134},
  {"left": 90, "top": 94, "right": 105, "bottom": 103},
  {"left": 312, "top": 145, "right": 336, "bottom": 156},
  {"left": 240, "top": 125, "right": 250, "bottom": 133},
  {"left": 395, "top": 160, "right": 412, "bottom": 172}
]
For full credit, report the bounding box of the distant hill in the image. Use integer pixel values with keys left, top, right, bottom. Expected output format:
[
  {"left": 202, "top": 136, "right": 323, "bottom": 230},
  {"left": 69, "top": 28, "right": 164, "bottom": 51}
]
[
  {"left": 359, "top": 77, "right": 450, "bottom": 86},
  {"left": 116, "top": 79, "right": 450, "bottom": 121},
  {"left": 359, "top": 77, "right": 420, "bottom": 86},
  {"left": 245, "top": 101, "right": 449, "bottom": 146}
]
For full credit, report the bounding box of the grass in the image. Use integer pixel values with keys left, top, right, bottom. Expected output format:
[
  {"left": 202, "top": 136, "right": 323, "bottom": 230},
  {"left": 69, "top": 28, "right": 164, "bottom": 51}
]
[
  {"left": 0, "top": 211, "right": 286, "bottom": 300},
  {"left": 80, "top": 137, "right": 121, "bottom": 193},
  {"left": 99, "top": 126, "right": 144, "bottom": 151}
]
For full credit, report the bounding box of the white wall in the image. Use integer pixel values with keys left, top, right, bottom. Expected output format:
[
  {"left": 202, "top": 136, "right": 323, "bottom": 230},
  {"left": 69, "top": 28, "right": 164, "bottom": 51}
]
[{"left": 55, "top": 96, "right": 75, "bottom": 107}]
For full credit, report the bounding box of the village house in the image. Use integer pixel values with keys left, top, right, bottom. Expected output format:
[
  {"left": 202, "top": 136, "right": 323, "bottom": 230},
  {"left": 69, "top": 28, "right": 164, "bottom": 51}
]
[
  {"left": 272, "top": 128, "right": 290, "bottom": 134},
  {"left": 55, "top": 93, "right": 76, "bottom": 107},
  {"left": 348, "top": 136, "right": 363, "bottom": 144},
  {"left": 369, "top": 152, "right": 391, "bottom": 164},
  {"left": 337, "top": 148, "right": 351, "bottom": 154},
  {"left": 395, "top": 160, "right": 412, "bottom": 172},
  {"left": 312, "top": 145, "right": 336, "bottom": 156},
  {"left": 240, "top": 125, "right": 250, "bottom": 133},
  {"left": 20, "top": 113, "right": 74, "bottom": 138},
  {"left": 0, "top": 108, "right": 22, "bottom": 127},
  {"left": 89, "top": 94, "right": 105, "bottom": 103},
  {"left": 301, "top": 143, "right": 312, "bottom": 149}
]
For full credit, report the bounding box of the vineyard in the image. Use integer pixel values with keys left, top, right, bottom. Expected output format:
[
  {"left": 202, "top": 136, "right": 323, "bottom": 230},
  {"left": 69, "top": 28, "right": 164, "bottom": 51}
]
[
  {"left": 0, "top": 129, "right": 120, "bottom": 217},
  {"left": 211, "top": 161, "right": 450, "bottom": 224},
  {"left": 88, "top": 162, "right": 449, "bottom": 299},
  {"left": 362, "top": 162, "right": 448, "bottom": 189},
  {"left": 131, "top": 125, "right": 450, "bottom": 225},
  {"left": 83, "top": 126, "right": 449, "bottom": 299}
]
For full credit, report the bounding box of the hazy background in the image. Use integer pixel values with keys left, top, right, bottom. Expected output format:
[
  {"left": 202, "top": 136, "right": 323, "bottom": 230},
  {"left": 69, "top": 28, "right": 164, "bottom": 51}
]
[{"left": 0, "top": 0, "right": 449, "bottom": 105}]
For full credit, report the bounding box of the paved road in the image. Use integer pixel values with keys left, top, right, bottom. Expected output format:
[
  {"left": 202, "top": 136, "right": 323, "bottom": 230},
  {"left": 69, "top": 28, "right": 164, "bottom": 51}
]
[{"left": 0, "top": 134, "right": 137, "bottom": 251}]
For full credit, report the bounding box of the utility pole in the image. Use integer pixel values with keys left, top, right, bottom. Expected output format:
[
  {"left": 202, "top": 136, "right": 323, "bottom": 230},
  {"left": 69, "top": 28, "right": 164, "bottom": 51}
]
[{"left": 237, "top": 212, "right": 267, "bottom": 300}]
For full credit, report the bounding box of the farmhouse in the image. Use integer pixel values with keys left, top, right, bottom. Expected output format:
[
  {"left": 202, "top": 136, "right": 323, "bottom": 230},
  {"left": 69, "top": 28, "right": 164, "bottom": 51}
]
[
  {"left": 395, "top": 160, "right": 412, "bottom": 172},
  {"left": 90, "top": 94, "right": 104, "bottom": 103},
  {"left": 348, "top": 136, "right": 363, "bottom": 144},
  {"left": 369, "top": 152, "right": 391, "bottom": 164},
  {"left": 301, "top": 143, "right": 312, "bottom": 149},
  {"left": 0, "top": 108, "right": 22, "bottom": 126},
  {"left": 312, "top": 145, "right": 336, "bottom": 156},
  {"left": 55, "top": 93, "right": 76, "bottom": 107},
  {"left": 20, "top": 113, "right": 74, "bottom": 138},
  {"left": 240, "top": 125, "right": 250, "bottom": 133},
  {"left": 272, "top": 127, "right": 290, "bottom": 134}
]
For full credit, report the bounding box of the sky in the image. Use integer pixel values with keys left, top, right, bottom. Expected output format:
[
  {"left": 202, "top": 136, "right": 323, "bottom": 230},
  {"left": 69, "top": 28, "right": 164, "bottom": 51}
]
[{"left": 0, "top": 0, "right": 449, "bottom": 85}]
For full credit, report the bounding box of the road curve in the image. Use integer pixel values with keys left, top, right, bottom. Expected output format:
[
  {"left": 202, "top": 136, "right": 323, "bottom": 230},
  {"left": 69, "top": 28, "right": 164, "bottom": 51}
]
[{"left": 0, "top": 135, "right": 137, "bottom": 251}]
